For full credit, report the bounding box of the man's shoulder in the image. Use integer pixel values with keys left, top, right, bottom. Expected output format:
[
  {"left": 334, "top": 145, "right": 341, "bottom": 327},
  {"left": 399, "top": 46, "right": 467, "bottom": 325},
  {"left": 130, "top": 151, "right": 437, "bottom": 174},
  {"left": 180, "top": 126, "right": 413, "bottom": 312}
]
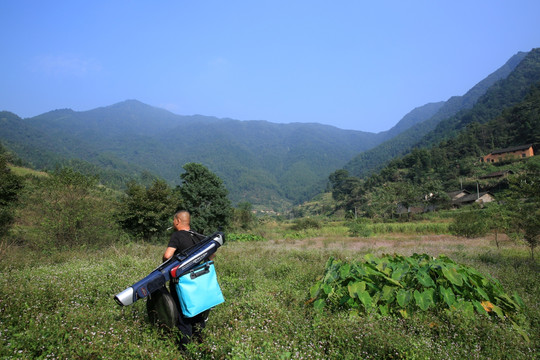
[
  {"left": 175, "top": 230, "right": 204, "bottom": 239},
  {"left": 187, "top": 230, "right": 206, "bottom": 241},
  {"left": 170, "top": 230, "right": 205, "bottom": 249}
]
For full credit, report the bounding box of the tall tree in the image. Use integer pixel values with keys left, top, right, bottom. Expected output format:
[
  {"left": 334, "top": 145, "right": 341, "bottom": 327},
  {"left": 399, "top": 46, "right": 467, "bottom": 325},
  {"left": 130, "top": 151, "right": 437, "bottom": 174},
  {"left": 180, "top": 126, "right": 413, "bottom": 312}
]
[
  {"left": 233, "top": 201, "right": 255, "bottom": 230},
  {"left": 176, "top": 163, "right": 232, "bottom": 234},
  {"left": 328, "top": 169, "right": 351, "bottom": 201},
  {"left": 505, "top": 157, "right": 540, "bottom": 260},
  {"left": 117, "top": 179, "right": 176, "bottom": 240},
  {"left": 0, "top": 147, "right": 23, "bottom": 238}
]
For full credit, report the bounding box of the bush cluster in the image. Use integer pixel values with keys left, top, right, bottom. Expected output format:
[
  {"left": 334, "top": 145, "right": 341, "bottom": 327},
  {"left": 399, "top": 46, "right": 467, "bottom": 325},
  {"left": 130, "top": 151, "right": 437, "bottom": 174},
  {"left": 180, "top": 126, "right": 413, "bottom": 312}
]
[{"left": 290, "top": 217, "right": 321, "bottom": 231}]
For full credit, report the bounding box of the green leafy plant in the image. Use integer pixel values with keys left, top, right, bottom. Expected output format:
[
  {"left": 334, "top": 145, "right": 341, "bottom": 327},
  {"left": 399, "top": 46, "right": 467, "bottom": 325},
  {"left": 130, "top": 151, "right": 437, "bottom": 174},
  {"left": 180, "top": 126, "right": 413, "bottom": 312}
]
[{"left": 309, "top": 253, "right": 525, "bottom": 324}]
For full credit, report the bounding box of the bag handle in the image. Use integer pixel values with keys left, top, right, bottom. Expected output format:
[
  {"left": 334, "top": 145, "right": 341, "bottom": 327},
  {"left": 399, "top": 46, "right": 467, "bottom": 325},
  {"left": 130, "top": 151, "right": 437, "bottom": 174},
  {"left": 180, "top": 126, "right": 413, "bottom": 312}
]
[{"left": 190, "top": 263, "right": 211, "bottom": 279}]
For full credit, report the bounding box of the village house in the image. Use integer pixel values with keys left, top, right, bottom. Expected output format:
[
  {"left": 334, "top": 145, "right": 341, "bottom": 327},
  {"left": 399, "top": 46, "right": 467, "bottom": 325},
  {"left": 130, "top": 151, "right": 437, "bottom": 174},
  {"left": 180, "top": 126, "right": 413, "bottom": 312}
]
[
  {"left": 452, "top": 191, "right": 495, "bottom": 207},
  {"left": 481, "top": 144, "right": 534, "bottom": 163},
  {"left": 479, "top": 170, "right": 514, "bottom": 179},
  {"left": 447, "top": 189, "right": 471, "bottom": 202},
  {"left": 445, "top": 189, "right": 495, "bottom": 207}
]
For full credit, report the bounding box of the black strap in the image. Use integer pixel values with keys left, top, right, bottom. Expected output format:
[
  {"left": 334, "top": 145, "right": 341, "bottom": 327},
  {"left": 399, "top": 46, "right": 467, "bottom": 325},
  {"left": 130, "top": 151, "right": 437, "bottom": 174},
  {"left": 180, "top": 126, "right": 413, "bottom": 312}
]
[
  {"left": 187, "top": 230, "right": 205, "bottom": 246},
  {"left": 177, "top": 230, "right": 206, "bottom": 257}
]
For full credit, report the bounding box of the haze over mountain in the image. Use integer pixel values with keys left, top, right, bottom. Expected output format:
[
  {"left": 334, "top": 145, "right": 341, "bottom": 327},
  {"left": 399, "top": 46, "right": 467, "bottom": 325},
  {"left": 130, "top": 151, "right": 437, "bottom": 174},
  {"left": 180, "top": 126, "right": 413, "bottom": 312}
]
[
  {"left": 344, "top": 50, "right": 530, "bottom": 178},
  {"left": 1, "top": 49, "right": 538, "bottom": 211},
  {"left": 0, "top": 95, "right": 451, "bottom": 210},
  {"left": 0, "top": 103, "right": 381, "bottom": 209}
]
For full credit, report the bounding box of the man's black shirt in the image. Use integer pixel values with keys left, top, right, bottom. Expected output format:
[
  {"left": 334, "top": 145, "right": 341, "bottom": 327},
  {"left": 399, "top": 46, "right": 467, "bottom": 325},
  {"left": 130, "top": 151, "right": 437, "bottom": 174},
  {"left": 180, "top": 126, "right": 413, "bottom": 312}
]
[{"left": 167, "top": 230, "right": 205, "bottom": 255}]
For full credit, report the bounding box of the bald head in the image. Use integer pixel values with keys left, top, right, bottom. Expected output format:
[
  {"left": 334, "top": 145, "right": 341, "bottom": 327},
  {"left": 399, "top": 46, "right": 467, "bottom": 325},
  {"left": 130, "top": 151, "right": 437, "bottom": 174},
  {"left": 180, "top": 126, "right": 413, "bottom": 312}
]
[{"left": 173, "top": 210, "right": 191, "bottom": 231}]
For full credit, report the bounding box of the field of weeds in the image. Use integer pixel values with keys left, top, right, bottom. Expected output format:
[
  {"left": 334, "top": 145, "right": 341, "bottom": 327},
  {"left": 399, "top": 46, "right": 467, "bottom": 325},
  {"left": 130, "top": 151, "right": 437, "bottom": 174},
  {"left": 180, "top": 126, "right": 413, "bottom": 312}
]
[{"left": 1, "top": 232, "right": 538, "bottom": 359}]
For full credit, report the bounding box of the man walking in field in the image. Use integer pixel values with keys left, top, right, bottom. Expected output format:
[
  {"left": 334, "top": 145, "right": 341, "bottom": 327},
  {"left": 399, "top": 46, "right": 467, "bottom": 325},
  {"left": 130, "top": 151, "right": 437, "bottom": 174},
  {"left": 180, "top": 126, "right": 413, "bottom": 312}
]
[{"left": 163, "top": 210, "right": 212, "bottom": 348}]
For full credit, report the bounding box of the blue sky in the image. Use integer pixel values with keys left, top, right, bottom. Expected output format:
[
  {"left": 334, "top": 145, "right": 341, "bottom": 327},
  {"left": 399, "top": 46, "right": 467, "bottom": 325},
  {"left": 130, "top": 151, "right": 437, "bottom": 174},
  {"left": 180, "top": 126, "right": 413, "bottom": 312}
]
[{"left": 1, "top": 1, "right": 539, "bottom": 133}]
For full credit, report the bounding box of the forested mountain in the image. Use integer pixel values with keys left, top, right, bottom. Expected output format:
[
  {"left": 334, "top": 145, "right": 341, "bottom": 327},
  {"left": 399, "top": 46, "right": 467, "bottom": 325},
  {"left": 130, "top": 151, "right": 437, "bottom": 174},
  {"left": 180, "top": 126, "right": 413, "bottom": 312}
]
[
  {"left": 345, "top": 50, "right": 529, "bottom": 178},
  {"left": 378, "top": 84, "right": 540, "bottom": 195},
  {"left": 0, "top": 103, "right": 386, "bottom": 209},
  {"left": 1, "top": 49, "right": 537, "bottom": 211},
  {"left": 328, "top": 82, "right": 540, "bottom": 218},
  {"left": 375, "top": 101, "right": 445, "bottom": 141},
  {"left": 0, "top": 98, "right": 454, "bottom": 210}
]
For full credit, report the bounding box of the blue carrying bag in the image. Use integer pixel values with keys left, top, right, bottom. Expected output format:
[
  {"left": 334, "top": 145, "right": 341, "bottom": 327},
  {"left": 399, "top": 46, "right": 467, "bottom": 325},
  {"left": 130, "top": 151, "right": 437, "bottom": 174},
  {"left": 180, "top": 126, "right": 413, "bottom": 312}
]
[{"left": 175, "top": 261, "right": 225, "bottom": 317}]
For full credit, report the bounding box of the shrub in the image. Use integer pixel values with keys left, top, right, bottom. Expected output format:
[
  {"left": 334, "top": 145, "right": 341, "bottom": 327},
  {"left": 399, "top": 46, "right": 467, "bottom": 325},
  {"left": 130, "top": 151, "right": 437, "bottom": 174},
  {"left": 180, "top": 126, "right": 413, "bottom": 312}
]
[
  {"left": 290, "top": 217, "right": 321, "bottom": 231},
  {"left": 347, "top": 220, "right": 373, "bottom": 237},
  {"left": 449, "top": 208, "right": 489, "bottom": 238}
]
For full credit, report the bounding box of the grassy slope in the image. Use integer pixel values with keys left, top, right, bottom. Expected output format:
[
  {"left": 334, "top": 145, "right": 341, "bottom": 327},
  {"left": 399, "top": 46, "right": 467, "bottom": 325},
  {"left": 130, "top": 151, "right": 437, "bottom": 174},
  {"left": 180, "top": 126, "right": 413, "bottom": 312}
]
[{"left": 1, "top": 229, "right": 538, "bottom": 359}]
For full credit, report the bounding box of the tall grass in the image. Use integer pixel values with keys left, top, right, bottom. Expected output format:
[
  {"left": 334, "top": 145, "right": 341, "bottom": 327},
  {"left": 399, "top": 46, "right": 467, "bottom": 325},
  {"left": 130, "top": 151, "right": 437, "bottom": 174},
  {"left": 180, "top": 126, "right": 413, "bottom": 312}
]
[
  {"left": 1, "top": 235, "right": 538, "bottom": 359},
  {"left": 369, "top": 222, "right": 449, "bottom": 235}
]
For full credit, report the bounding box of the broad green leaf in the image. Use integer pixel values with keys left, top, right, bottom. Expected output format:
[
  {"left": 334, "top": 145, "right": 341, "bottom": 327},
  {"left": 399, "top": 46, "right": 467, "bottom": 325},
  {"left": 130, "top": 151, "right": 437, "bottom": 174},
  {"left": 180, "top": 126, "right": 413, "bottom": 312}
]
[
  {"left": 340, "top": 263, "right": 351, "bottom": 279},
  {"left": 512, "top": 293, "right": 525, "bottom": 309},
  {"left": 376, "top": 260, "right": 391, "bottom": 275},
  {"left": 442, "top": 265, "right": 463, "bottom": 286},
  {"left": 414, "top": 289, "right": 434, "bottom": 311},
  {"left": 475, "top": 286, "right": 490, "bottom": 301},
  {"left": 468, "top": 274, "right": 481, "bottom": 287},
  {"left": 313, "top": 299, "right": 326, "bottom": 311},
  {"left": 322, "top": 283, "right": 332, "bottom": 295},
  {"left": 324, "top": 269, "right": 339, "bottom": 283},
  {"left": 416, "top": 270, "right": 435, "bottom": 287},
  {"left": 454, "top": 300, "right": 475, "bottom": 317},
  {"left": 324, "top": 256, "right": 335, "bottom": 269},
  {"left": 363, "top": 262, "right": 381, "bottom": 276},
  {"left": 358, "top": 290, "right": 373, "bottom": 309},
  {"left": 348, "top": 281, "right": 366, "bottom": 298},
  {"left": 379, "top": 304, "right": 389, "bottom": 316},
  {"left": 381, "top": 285, "right": 396, "bottom": 303},
  {"left": 496, "top": 294, "right": 520, "bottom": 310},
  {"left": 398, "top": 309, "right": 408, "bottom": 318},
  {"left": 391, "top": 264, "right": 409, "bottom": 281},
  {"left": 352, "top": 263, "right": 367, "bottom": 277},
  {"left": 491, "top": 304, "right": 506, "bottom": 320},
  {"left": 371, "top": 292, "right": 381, "bottom": 307},
  {"left": 381, "top": 274, "right": 403, "bottom": 288},
  {"left": 396, "top": 289, "right": 412, "bottom": 308},
  {"left": 459, "top": 270, "right": 470, "bottom": 286},
  {"left": 364, "top": 253, "right": 376, "bottom": 263},
  {"left": 439, "top": 286, "right": 456, "bottom": 307},
  {"left": 309, "top": 282, "right": 321, "bottom": 298}
]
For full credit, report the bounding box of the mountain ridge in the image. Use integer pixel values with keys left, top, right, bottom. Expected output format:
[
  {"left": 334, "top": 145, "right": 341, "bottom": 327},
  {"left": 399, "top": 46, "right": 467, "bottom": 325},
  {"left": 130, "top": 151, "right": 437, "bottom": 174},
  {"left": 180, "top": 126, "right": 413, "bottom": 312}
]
[
  {"left": 1, "top": 104, "right": 386, "bottom": 209},
  {"left": 344, "top": 50, "right": 530, "bottom": 178},
  {"left": 2, "top": 49, "right": 536, "bottom": 210}
]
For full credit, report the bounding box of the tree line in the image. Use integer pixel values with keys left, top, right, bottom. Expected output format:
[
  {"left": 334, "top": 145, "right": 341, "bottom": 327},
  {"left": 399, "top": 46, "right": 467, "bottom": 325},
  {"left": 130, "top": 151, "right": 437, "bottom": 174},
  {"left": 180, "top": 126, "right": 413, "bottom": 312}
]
[
  {"left": 326, "top": 84, "right": 540, "bottom": 258},
  {"left": 0, "top": 150, "right": 257, "bottom": 253}
]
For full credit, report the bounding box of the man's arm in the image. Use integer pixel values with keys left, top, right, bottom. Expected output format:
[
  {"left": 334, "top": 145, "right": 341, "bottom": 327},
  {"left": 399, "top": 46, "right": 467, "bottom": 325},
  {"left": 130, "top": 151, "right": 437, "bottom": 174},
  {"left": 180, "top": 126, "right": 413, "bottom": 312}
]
[{"left": 162, "top": 247, "right": 176, "bottom": 262}]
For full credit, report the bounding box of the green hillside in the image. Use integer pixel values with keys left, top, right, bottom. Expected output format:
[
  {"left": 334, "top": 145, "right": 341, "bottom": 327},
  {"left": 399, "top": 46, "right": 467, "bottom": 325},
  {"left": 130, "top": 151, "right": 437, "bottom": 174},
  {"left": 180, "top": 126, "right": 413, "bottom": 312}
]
[
  {"left": 0, "top": 104, "right": 383, "bottom": 209},
  {"left": 345, "top": 50, "right": 530, "bottom": 178},
  {"left": 1, "top": 49, "right": 537, "bottom": 211},
  {"left": 330, "top": 83, "right": 540, "bottom": 217}
]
